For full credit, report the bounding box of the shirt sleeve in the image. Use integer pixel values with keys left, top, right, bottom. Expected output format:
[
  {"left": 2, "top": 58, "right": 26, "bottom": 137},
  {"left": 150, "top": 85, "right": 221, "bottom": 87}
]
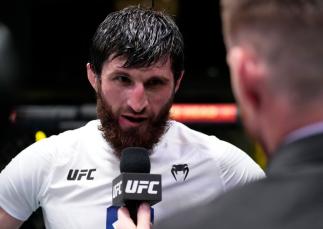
[
  {"left": 218, "top": 140, "right": 265, "bottom": 191},
  {"left": 0, "top": 139, "right": 54, "bottom": 221}
]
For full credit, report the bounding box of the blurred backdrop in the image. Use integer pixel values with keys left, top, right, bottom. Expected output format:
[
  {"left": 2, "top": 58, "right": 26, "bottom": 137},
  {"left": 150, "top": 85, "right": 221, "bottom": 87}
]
[
  {"left": 0, "top": 1, "right": 266, "bottom": 228},
  {"left": 1, "top": 0, "right": 232, "bottom": 105}
]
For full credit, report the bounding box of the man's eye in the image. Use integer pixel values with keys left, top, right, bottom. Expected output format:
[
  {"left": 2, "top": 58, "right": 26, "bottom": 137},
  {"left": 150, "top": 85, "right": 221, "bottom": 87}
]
[
  {"left": 114, "top": 75, "right": 131, "bottom": 84},
  {"left": 146, "top": 78, "right": 165, "bottom": 87}
]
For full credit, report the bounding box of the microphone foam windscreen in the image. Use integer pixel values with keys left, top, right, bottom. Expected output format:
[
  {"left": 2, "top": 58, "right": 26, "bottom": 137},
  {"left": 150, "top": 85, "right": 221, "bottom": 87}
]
[{"left": 120, "top": 147, "right": 151, "bottom": 173}]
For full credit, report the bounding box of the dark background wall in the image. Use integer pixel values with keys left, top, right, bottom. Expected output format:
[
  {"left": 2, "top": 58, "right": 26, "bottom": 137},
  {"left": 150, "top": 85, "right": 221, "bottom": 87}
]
[{"left": 0, "top": 0, "right": 233, "bottom": 105}]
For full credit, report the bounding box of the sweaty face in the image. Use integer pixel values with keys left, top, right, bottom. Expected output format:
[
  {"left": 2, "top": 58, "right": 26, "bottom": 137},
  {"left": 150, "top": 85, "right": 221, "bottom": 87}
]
[{"left": 95, "top": 56, "right": 177, "bottom": 157}]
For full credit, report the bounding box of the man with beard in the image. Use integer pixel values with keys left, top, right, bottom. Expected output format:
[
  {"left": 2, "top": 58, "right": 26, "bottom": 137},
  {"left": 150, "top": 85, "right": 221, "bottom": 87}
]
[
  {"left": 0, "top": 6, "right": 264, "bottom": 229},
  {"left": 93, "top": 55, "right": 174, "bottom": 156}
]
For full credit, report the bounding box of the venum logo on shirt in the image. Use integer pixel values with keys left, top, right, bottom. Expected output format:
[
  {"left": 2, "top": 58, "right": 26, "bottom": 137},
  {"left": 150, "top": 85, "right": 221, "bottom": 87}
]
[
  {"left": 67, "top": 169, "right": 97, "bottom": 180},
  {"left": 171, "top": 164, "right": 189, "bottom": 181}
]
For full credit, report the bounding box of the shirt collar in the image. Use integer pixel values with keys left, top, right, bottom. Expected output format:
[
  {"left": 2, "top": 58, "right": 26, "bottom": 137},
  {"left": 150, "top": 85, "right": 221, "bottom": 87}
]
[{"left": 283, "top": 121, "right": 323, "bottom": 145}]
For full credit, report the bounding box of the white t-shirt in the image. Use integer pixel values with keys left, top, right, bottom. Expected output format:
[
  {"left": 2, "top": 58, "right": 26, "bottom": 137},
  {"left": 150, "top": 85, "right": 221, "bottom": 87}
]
[{"left": 0, "top": 120, "right": 264, "bottom": 228}]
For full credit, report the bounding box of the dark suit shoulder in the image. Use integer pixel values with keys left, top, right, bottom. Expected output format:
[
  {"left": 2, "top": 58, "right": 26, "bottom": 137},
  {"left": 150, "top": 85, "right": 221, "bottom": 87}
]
[{"left": 156, "top": 175, "right": 323, "bottom": 229}]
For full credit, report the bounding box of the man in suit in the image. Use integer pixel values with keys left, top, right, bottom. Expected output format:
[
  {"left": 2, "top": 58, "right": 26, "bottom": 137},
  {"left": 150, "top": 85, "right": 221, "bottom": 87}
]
[{"left": 117, "top": 0, "right": 323, "bottom": 228}]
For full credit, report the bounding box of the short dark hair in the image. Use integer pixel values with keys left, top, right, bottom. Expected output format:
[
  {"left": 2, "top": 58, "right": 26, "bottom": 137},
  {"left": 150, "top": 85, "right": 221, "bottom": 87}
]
[
  {"left": 221, "top": 0, "right": 323, "bottom": 103},
  {"left": 89, "top": 5, "right": 184, "bottom": 81}
]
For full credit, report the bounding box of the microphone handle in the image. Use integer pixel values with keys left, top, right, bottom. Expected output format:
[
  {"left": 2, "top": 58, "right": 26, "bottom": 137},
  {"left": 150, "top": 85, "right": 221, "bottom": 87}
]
[{"left": 126, "top": 201, "right": 141, "bottom": 225}]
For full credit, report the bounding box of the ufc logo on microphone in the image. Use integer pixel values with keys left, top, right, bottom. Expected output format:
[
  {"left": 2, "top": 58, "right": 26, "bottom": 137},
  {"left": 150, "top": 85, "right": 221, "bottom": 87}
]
[
  {"left": 125, "top": 180, "right": 160, "bottom": 194},
  {"left": 112, "top": 180, "right": 123, "bottom": 198}
]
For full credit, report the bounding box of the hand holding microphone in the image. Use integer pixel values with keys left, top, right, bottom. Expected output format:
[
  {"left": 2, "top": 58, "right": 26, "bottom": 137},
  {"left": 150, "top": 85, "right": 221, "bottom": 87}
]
[
  {"left": 107, "top": 147, "right": 161, "bottom": 228},
  {"left": 117, "top": 203, "right": 152, "bottom": 229}
]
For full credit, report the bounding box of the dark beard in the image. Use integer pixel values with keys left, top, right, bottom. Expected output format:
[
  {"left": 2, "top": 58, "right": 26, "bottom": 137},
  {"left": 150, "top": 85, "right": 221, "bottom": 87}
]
[{"left": 96, "top": 90, "right": 172, "bottom": 158}]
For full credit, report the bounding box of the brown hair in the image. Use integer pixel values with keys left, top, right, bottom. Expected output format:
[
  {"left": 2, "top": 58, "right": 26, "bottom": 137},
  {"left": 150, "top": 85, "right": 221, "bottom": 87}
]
[{"left": 221, "top": 0, "right": 323, "bottom": 103}]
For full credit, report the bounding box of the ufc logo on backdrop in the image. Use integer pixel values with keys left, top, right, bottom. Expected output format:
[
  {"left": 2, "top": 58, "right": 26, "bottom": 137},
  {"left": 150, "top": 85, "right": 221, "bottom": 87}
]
[
  {"left": 67, "top": 169, "right": 96, "bottom": 180},
  {"left": 125, "top": 180, "right": 160, "bottom": 194}
]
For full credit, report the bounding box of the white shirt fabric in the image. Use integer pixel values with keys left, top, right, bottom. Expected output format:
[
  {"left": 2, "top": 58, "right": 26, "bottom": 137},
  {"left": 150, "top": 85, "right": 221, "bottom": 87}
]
[{"left": 0, "top": 120, "right": 264, "bottom": 229}]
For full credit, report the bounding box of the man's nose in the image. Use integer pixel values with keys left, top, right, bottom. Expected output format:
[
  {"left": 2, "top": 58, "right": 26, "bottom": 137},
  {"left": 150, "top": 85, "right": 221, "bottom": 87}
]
[{"left": 127, "top": 84, "right": 148, "bottom": 113}]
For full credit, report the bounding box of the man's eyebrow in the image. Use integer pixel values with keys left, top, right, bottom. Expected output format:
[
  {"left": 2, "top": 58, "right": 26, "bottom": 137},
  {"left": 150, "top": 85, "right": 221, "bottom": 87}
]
[
  {"left": 147, "top": 75, "right": 171, "bottom": 81},
  {"left": 108, "top": 70, "right": 131, "bottom": 76}
]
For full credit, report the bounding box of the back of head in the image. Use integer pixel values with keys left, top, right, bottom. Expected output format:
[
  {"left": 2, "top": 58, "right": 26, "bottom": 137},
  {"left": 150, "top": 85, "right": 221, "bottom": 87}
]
[
  {"left": 221, "top": 0, "right": 323, "bottom": 106},
  {"left": 89, "top": 5, "right": 184, "bottom": 81}
]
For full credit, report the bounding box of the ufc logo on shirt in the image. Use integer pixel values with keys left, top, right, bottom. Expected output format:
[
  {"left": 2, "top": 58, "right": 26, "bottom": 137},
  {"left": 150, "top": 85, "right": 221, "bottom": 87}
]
[{"left": 67, "top": 169, "right": 96, "bottom": 180}]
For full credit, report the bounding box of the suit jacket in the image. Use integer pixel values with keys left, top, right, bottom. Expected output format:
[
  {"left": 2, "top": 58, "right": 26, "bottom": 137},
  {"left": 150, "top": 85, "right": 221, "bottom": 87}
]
[{"left": 156, "top": 132, "right": 323, "bottom": 229}]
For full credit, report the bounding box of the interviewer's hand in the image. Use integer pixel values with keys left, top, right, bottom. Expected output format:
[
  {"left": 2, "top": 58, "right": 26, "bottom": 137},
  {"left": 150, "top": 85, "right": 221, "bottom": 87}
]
[{"left": 116, "top": 203, "right": 151, "bottom": 229}]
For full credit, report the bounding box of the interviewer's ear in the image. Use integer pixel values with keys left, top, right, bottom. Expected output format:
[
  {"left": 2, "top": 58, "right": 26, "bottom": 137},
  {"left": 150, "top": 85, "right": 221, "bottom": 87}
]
[
  {"left": 227, "top": 46, "right": 265, "bottom": 112},
  {"left": 86, "top": 63, "right": 98, "bottom": 92}
]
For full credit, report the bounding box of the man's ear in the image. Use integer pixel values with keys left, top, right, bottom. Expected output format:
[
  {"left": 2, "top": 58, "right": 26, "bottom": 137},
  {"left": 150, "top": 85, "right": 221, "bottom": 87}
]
[
  {"left": 174, "top": 71, "right": 184, "bottom": 93},
  {"left": 86, "top": 63, "right": 98, "bottom": 92},
  {"left": 228, "top": 47, "right": 266, "bottom": 113}
]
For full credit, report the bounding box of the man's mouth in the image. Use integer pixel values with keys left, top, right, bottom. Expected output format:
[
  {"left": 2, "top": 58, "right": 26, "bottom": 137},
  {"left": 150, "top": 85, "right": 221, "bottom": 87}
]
[
  {"left": 123, "top": 115, "right": 147, "bottom": 123},
  {"left": 119, "top": 115, "right": 148, "bottom": 128}
]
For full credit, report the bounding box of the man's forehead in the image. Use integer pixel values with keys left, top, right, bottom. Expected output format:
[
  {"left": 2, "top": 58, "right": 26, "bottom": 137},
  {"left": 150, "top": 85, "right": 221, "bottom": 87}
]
[{"left": 104, "top": 54, "right": 171, "bottom": 70}]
